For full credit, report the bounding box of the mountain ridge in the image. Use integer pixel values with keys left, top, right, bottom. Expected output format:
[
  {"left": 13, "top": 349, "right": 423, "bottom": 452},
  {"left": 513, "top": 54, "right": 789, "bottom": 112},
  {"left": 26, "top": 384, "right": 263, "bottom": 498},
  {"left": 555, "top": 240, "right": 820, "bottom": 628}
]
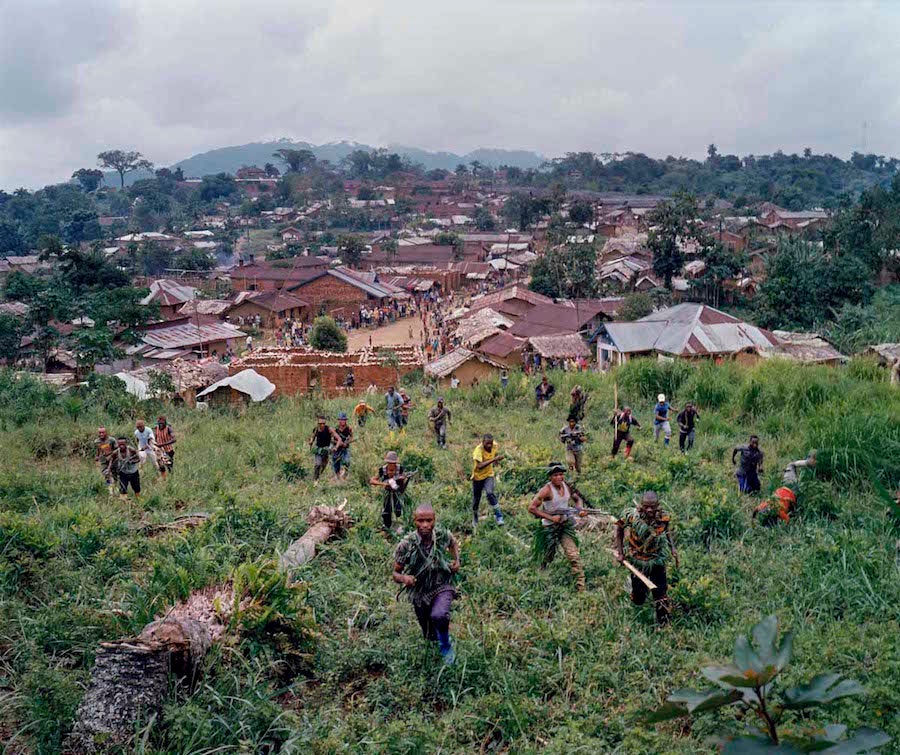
[{"left": 168, "top": 139, "right": 546, "bottom": 180}]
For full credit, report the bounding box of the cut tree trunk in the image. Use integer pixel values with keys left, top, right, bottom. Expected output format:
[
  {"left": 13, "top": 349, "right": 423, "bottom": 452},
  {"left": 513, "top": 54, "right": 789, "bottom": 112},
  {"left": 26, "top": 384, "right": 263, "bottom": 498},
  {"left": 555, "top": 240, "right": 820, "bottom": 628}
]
[
  {"left": 67, "top": 502, "right": 351, "bottom": 752},
  {"left": 279, "top": 500, "right": 351, "bottom": 571}
]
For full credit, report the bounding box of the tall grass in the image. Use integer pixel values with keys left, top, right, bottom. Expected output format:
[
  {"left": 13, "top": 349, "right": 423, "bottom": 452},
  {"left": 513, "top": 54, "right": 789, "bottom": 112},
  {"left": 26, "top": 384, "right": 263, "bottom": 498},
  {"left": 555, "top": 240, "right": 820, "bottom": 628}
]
[{"left": 0, "top": 361, "right": 898, "bottom": 753}]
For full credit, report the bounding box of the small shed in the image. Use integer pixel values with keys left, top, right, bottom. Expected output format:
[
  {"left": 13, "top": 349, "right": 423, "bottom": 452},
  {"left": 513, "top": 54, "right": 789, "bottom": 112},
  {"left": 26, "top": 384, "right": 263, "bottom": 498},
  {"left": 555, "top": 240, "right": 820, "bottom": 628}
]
[
  {"left": 196, "top": 369, "right": 276, "bottom": 406},
  {"left": 424, "top": 348, "right": 504, "bottom": 387},
  {"left": 863, "top": 343, "right": 900, "bottom": 366},
  {"left": 762, "top": 332, "right": 848, "bottom": 366}
]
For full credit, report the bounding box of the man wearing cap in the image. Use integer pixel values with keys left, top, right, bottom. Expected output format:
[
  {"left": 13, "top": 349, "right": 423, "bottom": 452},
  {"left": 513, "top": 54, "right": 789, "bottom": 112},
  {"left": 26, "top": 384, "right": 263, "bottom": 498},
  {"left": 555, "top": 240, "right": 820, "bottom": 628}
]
[
  {"left": 332, "top": 412, "right": 353, "bottom": 479},
  {"left": 653, "top": 394, "right": 672, "bottom": 446},
  {"left": 471, "top": 434, "right": 505, "bottom": 528},
  {"left": 428, "top": 398, "right": 451, "bottom": 448},
  {"left": 308, "top": 415, "right": 340, "bottom": 484},
  {"left": 610, "top": 406, "right": 640, "bottom": 459},
  {"left": 614, "top": 491, "right": 678, "bottom": 624},
  {"left": 370, "top": 451, "right": 412, "bottom": 531},
  {"left": 528, "top": 462, "right": 587, "bottom": 591}
]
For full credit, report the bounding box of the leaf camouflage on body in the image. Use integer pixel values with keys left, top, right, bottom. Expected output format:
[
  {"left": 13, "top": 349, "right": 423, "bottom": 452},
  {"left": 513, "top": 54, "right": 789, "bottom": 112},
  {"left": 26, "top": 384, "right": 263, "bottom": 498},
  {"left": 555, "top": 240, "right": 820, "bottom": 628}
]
[{"left": 532, "top": 519, "right": 578, "bottom": 565}]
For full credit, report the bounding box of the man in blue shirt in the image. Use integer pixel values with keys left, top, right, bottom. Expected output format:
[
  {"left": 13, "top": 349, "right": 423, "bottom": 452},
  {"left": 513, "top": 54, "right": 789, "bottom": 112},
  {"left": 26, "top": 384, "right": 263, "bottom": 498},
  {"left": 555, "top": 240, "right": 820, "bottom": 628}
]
[
  {"left": 385, "top": 385, "right": 403, "bottom": 430},
  {"left": 653, "top": 394, "right": 672, "bottom": 447}
]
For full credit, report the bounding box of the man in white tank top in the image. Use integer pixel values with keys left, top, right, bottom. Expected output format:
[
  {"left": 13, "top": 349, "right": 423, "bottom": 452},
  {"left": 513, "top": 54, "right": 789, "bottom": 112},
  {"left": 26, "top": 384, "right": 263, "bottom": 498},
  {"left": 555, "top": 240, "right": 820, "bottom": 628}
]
[{"left": 528, "top": 462, "right": 587, "bottom": 592}]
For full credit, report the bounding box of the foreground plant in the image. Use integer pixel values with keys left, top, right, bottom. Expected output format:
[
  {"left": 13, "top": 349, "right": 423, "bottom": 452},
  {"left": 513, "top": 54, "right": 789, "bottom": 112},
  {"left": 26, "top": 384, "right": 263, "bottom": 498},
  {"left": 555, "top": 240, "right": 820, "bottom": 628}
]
[{"left": 645, "top": 615, "right": 890, "bottom": 753}]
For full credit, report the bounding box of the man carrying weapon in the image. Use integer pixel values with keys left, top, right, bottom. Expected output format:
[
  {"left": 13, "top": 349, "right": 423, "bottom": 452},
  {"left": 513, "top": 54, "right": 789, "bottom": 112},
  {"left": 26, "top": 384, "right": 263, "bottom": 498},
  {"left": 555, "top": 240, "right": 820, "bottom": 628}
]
[
  {"left": 528, "top": 462, "right": 588, "bottom": 592},
  {"left": 370, "top": 450, "right": 418, "bottom": 533},
  {"left": 614, "top": 490, "right": 679, "bottom": 625}
]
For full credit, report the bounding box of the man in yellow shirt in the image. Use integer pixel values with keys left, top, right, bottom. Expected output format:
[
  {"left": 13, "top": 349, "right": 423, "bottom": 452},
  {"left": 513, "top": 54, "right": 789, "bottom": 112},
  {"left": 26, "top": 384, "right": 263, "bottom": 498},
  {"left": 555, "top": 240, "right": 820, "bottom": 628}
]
[{"left": 472, "top": 433, "right": 505, "bottom": 528}]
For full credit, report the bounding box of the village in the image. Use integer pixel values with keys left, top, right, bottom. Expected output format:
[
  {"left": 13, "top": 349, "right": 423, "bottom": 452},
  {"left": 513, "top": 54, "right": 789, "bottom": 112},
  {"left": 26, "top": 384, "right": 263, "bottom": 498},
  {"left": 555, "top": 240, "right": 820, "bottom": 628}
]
[
  {"left": 4, "top": 0, "right": 900, "bottom": 749},
  {"left": 2, "top": 160, "right": 897, "bottom": 403}
]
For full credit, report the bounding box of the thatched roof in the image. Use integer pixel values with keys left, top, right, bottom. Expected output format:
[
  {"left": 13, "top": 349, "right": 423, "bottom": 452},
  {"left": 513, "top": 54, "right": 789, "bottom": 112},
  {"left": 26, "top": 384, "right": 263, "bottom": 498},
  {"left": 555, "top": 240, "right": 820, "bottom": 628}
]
[{"left": 529, "top": 334, "right": 590, "bottom": 359}]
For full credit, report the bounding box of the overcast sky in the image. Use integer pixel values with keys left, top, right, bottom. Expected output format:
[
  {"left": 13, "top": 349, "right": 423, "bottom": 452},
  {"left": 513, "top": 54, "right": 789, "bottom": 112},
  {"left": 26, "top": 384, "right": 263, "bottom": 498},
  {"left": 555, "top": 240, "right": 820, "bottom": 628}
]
[{"left": 2, "top": 0, "right": 899, "bottom": 189}]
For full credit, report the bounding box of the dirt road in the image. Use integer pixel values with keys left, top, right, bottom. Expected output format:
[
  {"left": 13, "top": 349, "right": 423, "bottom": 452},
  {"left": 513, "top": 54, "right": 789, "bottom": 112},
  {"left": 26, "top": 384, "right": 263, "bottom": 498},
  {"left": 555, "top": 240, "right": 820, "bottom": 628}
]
[{"left": 347, "top": 317, "right": 424, "bottom": 350}]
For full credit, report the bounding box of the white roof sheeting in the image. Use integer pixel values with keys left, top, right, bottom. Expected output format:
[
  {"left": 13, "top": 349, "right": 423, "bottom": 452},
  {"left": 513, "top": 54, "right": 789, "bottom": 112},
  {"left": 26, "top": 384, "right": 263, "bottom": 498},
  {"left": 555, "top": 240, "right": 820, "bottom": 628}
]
[
  {"left": 196, "top": 369, "right": 276, "bottom": 402},
  {"left": 113, "top": 372, "right": 149, "bottom": 399}
]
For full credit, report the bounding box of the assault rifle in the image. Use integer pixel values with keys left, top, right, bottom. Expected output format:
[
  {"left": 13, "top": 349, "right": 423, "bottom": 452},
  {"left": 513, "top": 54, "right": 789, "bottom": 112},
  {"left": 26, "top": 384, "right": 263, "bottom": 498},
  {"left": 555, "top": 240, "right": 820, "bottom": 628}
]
[
  {"left": 542, "top": 505, "right": 612, "bottom": 520},
  {"left": 385, "top": 469, "right": 419, "bottom": 490}
]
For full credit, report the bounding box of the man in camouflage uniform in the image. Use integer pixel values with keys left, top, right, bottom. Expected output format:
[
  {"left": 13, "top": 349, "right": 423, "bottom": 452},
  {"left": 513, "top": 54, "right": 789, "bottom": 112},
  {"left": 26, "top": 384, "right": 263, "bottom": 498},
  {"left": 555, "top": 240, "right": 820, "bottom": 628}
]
[{"left": 614, "top": 491, "right": 679, "bottom": 624}]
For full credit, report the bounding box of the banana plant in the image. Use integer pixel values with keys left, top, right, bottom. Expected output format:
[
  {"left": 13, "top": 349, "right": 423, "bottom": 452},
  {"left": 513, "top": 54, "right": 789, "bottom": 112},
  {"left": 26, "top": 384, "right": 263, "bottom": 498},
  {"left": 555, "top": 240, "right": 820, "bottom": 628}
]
[{"left": 644, "top": 615, "right": 890, "bottom": 753}]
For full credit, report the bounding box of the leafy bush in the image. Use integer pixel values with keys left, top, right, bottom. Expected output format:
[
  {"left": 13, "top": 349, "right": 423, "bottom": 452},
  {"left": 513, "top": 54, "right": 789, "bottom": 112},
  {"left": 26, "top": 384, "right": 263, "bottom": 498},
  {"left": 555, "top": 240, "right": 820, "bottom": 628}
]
[
  {"left": 618, "top": 292, "right": 655, "bottom": 321},
  {"left": 280, "top": 452, "right": 308, "bottom": 482},
  {"left": 399, "top": 450, "right": 435, "bottom": 481},
  {"left": 309, "top": 316, "right": 347, "bottom": 352},
  {"left": 645, "top": 615, "right": 890, "bottom": 753}
]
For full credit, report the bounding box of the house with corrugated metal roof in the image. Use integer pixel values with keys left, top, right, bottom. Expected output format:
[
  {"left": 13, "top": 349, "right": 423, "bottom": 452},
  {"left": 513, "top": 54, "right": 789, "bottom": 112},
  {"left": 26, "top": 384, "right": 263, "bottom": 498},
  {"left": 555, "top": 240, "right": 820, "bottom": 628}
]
[{"left": 594, "top": 303, "right": 778, "bottom": 368}]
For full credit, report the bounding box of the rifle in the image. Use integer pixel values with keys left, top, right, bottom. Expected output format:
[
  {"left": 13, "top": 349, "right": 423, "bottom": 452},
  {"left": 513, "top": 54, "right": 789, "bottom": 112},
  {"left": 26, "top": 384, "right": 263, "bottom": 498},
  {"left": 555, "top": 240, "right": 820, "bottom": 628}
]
[
  {"left": 543, "top": 506, "right": 613, "bottom": 519},
  {"left": 385, "top": 469, "right": 419, "bottom": 490}
]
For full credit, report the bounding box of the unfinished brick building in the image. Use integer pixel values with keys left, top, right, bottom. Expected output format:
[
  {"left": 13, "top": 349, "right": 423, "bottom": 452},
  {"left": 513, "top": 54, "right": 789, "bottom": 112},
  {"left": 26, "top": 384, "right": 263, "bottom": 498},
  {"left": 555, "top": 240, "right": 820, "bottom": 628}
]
[{"left": 228, "top": 346, "right": 423, "bottom": 397}]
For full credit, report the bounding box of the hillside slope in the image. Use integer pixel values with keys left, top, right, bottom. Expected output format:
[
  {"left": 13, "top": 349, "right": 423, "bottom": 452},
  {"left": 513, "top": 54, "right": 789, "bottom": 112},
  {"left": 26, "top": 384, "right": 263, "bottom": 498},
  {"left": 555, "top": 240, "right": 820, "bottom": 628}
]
[{"left": 0, "top": 360, "right": 898, "bottom": 753}]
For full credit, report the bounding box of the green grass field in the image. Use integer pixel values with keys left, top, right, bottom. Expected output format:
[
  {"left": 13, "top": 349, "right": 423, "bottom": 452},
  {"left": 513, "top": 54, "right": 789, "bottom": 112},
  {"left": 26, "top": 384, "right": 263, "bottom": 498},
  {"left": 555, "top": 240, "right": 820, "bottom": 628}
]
[{"left": 1, "top": 359, "right": 898, "bottom": 753}]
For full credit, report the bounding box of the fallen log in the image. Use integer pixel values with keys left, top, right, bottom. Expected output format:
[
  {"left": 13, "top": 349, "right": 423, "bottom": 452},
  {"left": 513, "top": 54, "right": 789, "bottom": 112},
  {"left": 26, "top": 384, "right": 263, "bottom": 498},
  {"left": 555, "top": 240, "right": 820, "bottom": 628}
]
[
  {"left": 279, "top": 500, "right": 352, "bottom": 571},
  {"left": 67, "top": 503, "right": 351, "bottom": 752}
]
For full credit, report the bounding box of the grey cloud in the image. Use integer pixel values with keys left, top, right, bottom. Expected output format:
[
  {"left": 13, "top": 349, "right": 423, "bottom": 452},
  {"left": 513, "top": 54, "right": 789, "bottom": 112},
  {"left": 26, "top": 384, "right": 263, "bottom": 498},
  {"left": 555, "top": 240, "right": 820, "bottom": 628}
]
[
  {"left": 0, "top": 0, "right": 131, "bottom": 122},
  {"left": 2, "top": 0, "right": 900, "bottom": 189}
]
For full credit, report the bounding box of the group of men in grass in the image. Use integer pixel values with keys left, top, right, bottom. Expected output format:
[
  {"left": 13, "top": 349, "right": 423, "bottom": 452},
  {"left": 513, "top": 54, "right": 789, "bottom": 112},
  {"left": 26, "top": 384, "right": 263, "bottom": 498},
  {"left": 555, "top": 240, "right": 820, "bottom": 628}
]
[
  {"left": 93, "top": 416, "right": 177, "bottom": 500},
  {"left": 91, "top": 378, "right": 816, "bottom": 666},
  {"left": 383, "top": 379, "right": 818, "bottom": 663}
]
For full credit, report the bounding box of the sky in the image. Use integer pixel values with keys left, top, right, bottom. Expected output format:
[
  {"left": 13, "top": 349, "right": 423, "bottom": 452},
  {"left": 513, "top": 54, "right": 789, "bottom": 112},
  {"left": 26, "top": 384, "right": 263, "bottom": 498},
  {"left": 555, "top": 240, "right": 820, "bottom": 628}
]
[{"left": 2, "top": 0, "right": 899, "bottom": 189}]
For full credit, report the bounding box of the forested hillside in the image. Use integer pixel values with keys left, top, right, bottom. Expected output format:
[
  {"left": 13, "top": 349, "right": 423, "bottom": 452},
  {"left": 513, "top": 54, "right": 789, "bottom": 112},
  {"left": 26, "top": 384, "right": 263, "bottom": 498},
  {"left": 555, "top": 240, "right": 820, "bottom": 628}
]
[{"left": 1, "top": 359, "right": 897, "bottom": 753}]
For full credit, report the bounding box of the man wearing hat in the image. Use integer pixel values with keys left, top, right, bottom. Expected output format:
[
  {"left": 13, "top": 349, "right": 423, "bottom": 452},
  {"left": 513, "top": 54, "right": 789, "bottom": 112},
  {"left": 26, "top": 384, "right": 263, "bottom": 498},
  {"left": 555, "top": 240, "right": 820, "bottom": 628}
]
[
  {"left": 653, "top": 394, "right": 672, "bottom": 447},
  {"left": 428, "top": 398, "right": 451, "bottom": 448},
  {"left": 370, "top": 451, "right": 413, "bottom": 531},
  {"left": 332, "top": 412, "right": 353, "bottom": 479},
  {"left": 528, "top": 462, "right": 587, "bottom": 591},
  {"left": 614, "top": 491, "right": 679, "bottom": 624}
]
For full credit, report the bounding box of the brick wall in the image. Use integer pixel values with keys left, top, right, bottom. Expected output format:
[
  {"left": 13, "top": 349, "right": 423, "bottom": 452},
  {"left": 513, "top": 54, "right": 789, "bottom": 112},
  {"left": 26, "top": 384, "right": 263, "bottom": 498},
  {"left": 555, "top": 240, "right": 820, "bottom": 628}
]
[
  {"left": 228, "top": 347, "right": 423, "bottom": 398},
  {"left": 290, "top": 276, "right": 371, "bottom": 316}
]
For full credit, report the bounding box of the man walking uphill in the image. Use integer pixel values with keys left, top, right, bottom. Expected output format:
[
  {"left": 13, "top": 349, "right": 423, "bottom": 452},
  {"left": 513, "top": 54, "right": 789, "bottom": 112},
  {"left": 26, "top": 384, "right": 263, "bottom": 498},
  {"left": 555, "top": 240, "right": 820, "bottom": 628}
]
[
  {"left": 471, "top": 434, "right": 505, "bottom": 528},
  {"left": 385, "top": 385, "right": 403, "bottom": 431},
  {"left": 653, "top": 394, "right": 672, "bottom": 446},
  {"left": 308, "top": 415, "right": 340, "bottom": 485},
  {"left": 155, "top": 415, "right": 176, "bottom": 478},
  {"left": 614, "top": 491, "right": 678, "bottom": 625},
  {"left": 370, "top": 451, "right": 414, "bottom": 532},
  {"left": 610, "top": 406, "right": 640, "bottom": 459},
  {"left": 392, "top": 503, "right": 460, "bottom": 665},
  {"left": 733, "top": 435, "right": 764, "bottom": 494},
  {"left": 676, "top": 402, "right": 700, "bottom": 453},
  {"left": 528, "top": 462, "right": 587, "bottom": 591},
  {"left": 559, "top": 416, "right": 587, "bottom": 474},
  {"left": 94, "top": 427, "right": 116, "bottom": 491},
  {"left": 428, "top": 397, "right": 451, "bottom": 448}
]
